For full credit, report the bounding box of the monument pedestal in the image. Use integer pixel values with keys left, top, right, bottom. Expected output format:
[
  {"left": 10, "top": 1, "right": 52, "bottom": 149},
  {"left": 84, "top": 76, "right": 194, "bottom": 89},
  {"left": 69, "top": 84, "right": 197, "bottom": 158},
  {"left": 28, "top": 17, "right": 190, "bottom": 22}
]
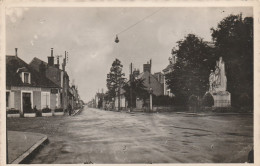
[{"left": 210, "top": 91, "right": 231, "bottom": 107}]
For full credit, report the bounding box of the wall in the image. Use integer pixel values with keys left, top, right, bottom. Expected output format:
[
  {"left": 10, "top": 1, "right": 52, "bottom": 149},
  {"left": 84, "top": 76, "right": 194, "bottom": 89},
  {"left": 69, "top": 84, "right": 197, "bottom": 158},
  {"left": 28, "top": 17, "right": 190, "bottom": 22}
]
[
  {"left": 45, "top": 66, "right": 61, "bottom": 87},
  {"left": 115, "top": 95, "right": 126, "bottom": 109}
]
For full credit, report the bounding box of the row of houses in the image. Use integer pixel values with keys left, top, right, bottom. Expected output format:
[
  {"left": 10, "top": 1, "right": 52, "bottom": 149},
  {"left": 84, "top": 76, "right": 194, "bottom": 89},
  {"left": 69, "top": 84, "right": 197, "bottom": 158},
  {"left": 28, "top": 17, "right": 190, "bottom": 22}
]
[
  {"left": 6, "top": 48, "right": 83, "bottom": 115},
  {"left": 92, "top": 49, "right": 177, "bottom": 110}
]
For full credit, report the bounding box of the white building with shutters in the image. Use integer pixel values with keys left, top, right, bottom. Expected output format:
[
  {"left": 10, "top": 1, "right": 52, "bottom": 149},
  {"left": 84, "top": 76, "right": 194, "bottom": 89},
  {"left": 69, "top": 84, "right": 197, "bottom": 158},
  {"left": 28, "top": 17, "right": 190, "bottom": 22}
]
[{"left": 6, "top": 52, "right": 61, "bottom": 115}]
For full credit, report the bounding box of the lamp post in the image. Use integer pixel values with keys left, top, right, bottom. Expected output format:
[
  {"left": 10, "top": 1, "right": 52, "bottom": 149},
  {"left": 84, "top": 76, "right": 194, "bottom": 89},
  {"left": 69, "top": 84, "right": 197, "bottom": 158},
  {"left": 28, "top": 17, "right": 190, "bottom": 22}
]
[{"left": 149, "top": 87, "right": 153, "bottom": 111}]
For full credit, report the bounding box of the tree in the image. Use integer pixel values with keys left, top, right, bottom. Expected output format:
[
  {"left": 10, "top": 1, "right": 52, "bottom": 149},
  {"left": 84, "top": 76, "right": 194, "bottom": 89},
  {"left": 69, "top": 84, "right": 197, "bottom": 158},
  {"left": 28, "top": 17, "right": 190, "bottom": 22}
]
[
  {"left": 211, "top": 14, "right": 253, "bottom": 107},
  {"left": 106, "top": 59, "right": 125, "bottom": 110},
  {"left": 165, "top": 34, "right": 214, "bottom": 105},
  {"left": 123, "top": 78, "right": 149, "bottom": 108}
]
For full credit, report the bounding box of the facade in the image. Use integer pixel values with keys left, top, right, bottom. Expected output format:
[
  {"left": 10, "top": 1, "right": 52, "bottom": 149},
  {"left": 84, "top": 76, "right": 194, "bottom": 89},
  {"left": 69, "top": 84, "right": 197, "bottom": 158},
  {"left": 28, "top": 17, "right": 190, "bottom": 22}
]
[
  {"left": 95, "top": 92, "right": 105, "bottom": 109},
  {"left": 162, "top": 49, "right": 177, "bottom": 97},
  {"left": 153, "top": 72, "right": 164, "bottom": 84},
  {"left": 69, "top": 85, "right": 81, "bottom": 109},
  {"left": 114, "top": 87, "right": 127, "bottom": 110},
  {"left": 6, "top": 51, "right": 60, "bottom": 114}
]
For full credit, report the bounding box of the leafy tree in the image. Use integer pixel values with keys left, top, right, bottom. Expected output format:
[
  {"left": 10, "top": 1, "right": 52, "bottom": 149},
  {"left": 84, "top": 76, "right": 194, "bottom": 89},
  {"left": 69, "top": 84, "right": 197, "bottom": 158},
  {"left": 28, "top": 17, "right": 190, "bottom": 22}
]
[
  {"left": 106, "top": 59, "right": 125, "bottom": 110},
  {"left": 165, "top": 34, "right": 214, "bottom": 105},
  {"left": 211, "top": 14, "right": 253, "bottom": 107},
  {"left": 123, "top": 77, "right": 149, "bottom": 108}
]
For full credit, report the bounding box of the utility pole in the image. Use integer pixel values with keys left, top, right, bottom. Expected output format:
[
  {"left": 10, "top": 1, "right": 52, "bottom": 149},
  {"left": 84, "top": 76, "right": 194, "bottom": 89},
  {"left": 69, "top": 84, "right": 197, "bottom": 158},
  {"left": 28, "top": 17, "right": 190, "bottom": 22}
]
[
  {"left": 62, "top": 51, "right": 67, "bottom": 111},
  {"left": 130, "top": 63, "right": 133, "bottom": 112}
]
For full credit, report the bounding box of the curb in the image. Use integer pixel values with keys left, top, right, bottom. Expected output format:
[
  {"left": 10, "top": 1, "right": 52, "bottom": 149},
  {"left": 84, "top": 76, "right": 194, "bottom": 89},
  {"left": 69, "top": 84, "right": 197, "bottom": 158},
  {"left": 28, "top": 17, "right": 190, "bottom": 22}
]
[
  {"left": 175, "top": 112, "right": 253, "bottom": 116},
  {"left": 11, "top": 135, "right": 48, "bottom": 164}
]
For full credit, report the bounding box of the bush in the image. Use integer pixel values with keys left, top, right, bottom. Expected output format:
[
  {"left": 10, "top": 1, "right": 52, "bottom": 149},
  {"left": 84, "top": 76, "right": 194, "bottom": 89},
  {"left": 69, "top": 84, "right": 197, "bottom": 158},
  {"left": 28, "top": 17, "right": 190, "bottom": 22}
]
[
  {"left": 34, "top": 106, "right": 42, "bottom": 117},
  {"left": 202, "top": 92, "right": 214, "bottom": 107},
  {"left": 153, "top": 95, "right": 175, "bottom": 106},
  {"left": 42, "top": 107, "right": 51, "bottom": 113},
  {"left": 54, "top": 108, "right": 63, "bottom": 112},
  {"left": 7, "top": 109, "right": 20, "bottom": 114}
]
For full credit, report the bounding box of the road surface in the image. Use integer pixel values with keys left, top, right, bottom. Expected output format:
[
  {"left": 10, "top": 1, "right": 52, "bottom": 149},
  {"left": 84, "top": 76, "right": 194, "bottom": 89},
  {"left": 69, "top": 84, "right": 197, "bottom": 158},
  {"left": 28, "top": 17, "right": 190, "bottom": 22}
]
[{"left": 7, "top": 107, "right": 253, "bottom": 164}]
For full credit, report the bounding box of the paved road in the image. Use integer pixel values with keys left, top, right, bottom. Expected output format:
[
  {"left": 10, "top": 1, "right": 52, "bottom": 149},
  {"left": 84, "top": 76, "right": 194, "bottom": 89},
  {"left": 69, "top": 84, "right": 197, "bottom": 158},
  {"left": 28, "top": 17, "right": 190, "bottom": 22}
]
[{"left": 7, "top": 107, "right": 253, "bottom": 164}]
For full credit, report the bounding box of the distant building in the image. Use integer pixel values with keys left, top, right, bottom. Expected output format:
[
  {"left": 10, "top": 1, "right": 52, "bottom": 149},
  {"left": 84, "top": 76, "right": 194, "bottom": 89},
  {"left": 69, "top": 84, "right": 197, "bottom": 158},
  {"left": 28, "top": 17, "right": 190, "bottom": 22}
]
[
  {"left": 95, "top": 92, "right": 105, "bottom": 109},
  {"left": 114, "top": 86, "right": 127, "bottom": 110},
  {"left": 153, "top": 72, "right": 164, "bottom": 84},
  {"left": 162, "top": 48, "right": 177, "bottom": 97},
  {"left": 136, "top": 62, "right": 164, "bottom": 96},
  {"left": 6, "top": 49, "right": 60, "bottom": 114},
  {"left": 30, "top": 48, "right": 70, "bottom": 110},
  {"left": 133, "top": 60, "right": 164, "bottom": 109}
]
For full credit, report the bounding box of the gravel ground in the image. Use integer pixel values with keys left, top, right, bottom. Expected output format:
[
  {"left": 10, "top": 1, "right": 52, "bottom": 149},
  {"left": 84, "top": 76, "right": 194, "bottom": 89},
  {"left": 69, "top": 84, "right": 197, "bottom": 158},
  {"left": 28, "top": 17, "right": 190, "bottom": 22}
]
[{"left": 6, "top": 107, "right": 253, "bottom": 164}]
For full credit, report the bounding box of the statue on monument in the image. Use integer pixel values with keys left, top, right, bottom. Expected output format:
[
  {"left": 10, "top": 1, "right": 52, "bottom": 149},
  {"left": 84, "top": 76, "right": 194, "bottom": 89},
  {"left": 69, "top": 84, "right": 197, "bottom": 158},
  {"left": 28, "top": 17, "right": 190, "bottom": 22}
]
[
  {"left": 209, "top": 70, "right": 215, "bottom": 92},
  {"left": 209, "top": 56, "right": 227, "bottom": 92},
  {"left": 208, "top": 57, "right": 231, "bottom": 107}
]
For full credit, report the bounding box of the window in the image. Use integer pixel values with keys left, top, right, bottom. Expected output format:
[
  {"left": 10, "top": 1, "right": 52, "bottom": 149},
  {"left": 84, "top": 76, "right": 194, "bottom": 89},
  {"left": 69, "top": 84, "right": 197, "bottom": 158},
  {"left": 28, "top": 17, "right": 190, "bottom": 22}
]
[
  {"left": 6, "top": 92, "right": 10, "bottom": 107},
  {"left": 41, "top": 92, "right": 50, "bottom": 109},
  {"left": 22, "top": 72, "right": 31, "bottom": 84},
  {"left": 24, "top": 73, "right": 29, "bottom": 83}
]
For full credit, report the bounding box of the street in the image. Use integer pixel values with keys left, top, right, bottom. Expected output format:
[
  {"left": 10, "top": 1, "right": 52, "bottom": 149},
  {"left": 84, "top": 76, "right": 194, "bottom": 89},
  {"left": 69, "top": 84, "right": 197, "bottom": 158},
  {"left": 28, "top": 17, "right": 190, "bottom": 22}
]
[{"left": 7, "top": 107, "right": 253, "bottom": 164}]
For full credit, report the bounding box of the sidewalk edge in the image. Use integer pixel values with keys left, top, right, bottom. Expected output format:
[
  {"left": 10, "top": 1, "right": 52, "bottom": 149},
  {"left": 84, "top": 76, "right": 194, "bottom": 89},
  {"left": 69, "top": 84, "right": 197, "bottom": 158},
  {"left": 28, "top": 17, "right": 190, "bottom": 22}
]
[{"left": 11, "top": 135, "right": 48, "bottom": 164}]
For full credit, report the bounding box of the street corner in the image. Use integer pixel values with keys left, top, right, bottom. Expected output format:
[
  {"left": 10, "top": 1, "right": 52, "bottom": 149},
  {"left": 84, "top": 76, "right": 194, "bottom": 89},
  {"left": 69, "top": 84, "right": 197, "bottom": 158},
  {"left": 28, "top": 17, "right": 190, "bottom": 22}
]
[{"left": 7, "top": 131, "right": 48, "bottom": 164}]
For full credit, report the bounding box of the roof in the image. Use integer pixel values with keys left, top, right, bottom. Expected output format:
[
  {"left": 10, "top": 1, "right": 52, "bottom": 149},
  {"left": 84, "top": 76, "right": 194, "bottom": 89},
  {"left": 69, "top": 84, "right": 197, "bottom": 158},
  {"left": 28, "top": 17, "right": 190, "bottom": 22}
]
[
  {"left": 30, "top": 57, "right": 62, "bottom": 72},
  {"left": 29, "top": 57, "right": 48, "bottom": 72},
  {"left": 162, "top": 63, "right": 174, "bottom": 73},
  {"left": 6, "top": 56, "right": 60, "bottom": 88},
  {"left": 136, "top": 71, "right": 164, "bottom": 96}
]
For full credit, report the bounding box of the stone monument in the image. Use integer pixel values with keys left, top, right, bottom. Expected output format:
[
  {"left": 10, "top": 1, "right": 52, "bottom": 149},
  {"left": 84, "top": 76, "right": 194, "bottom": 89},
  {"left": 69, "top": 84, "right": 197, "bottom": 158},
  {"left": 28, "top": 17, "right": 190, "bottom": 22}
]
[{"left": 208, "top": 57, "right": 231, "bottom": 107}]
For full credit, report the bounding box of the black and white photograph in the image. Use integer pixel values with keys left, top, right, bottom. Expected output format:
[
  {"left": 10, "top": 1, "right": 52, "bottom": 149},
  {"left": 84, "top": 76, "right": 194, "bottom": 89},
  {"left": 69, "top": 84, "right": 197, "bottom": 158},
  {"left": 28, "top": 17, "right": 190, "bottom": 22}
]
[{"left": 1, "top": 1, "right": 258, "bottom": 165}]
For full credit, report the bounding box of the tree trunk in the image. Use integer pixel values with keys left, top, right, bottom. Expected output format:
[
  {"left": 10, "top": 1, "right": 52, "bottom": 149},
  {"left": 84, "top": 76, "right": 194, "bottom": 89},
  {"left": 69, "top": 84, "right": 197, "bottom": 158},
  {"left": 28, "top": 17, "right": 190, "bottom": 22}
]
[{"left": 118, "top": 88, "right": 120, "bottom": 111}]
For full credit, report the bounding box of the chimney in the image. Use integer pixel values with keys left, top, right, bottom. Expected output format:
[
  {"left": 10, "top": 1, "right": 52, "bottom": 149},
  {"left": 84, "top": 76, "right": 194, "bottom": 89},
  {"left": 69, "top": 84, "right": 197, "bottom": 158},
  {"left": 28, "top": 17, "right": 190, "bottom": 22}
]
[
  {"left": 15, "top": 48, "right": 18, "bottom": 57},
  {"left": 133, "top": 69, "right": 140, "bottom": 77},
  {"left": 143, "top": 60, "right": 151, "bottom": 73},
  {"left": 48, "top": 48, "right": 54, "bottom": 66},
  {"left": 51, "top": 48, "right": 53, "bottom": 57},
  {"left": 55, "top": 56, "right": 60, "bottom": 69}
]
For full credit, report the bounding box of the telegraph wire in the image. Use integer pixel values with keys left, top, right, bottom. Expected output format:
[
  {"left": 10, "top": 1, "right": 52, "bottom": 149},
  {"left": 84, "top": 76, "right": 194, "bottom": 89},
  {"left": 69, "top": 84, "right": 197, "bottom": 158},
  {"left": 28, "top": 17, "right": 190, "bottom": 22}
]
[{"left": 116, "top": 7, "right": 164, "bottom": 36}]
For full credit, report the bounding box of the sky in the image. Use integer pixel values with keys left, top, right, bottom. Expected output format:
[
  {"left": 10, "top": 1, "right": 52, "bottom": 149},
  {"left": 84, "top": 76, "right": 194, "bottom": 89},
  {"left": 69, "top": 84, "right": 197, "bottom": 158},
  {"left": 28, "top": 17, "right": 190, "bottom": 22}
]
[{"left": 6, "top": 7, "right": 253, "bottom": 102}]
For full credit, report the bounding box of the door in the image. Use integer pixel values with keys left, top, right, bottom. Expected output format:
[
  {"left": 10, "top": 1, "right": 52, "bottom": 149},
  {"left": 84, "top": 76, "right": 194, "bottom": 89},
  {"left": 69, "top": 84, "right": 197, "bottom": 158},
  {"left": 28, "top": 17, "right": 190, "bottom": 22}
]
[{"left": 22, "top": 93, "right": 32, "bottom": 113}]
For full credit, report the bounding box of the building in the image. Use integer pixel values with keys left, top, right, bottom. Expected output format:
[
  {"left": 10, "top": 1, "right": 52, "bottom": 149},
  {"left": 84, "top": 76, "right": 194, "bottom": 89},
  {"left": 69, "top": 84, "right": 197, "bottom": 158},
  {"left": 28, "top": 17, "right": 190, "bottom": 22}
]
[
  {"left": 162, "top": 48, "right": 177, "bottom": 97},
  {"left": 95, "top": 92, "right": 105, "bottom": 109},
  {"left": 30, "top": 48, "right": 71, "bottom": 110},
  {"left": 130, "top": 60, "right": 164, "bottom": 109},
  {"left": 114, "top": 86, "right": 127, "bottom": 110},
  {"left": 6, "top": 49, "right": 60, "bottom": 114},
  {"left": 69, "top": 85, "right": 81, "bottom": 110},
  {"left": 153, "top": 72, "right": 164, "bottom": 84},
  {"left": 137, "top": 61, "right": 164, "bottom": 96}
]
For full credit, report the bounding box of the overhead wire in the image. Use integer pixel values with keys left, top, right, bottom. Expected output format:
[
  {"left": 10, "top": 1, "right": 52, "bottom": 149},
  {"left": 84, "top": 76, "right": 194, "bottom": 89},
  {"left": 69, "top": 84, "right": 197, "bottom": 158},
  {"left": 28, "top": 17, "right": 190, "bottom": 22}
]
[{"left": 116, "top": 7, "right": 164, "bottom": 36}]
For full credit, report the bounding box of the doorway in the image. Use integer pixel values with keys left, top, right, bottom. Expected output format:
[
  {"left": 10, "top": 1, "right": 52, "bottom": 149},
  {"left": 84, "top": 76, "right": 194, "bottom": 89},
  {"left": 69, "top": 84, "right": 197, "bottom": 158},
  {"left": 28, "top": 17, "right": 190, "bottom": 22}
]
[{"left": 22, "top": 92, "right": 32, "bottom": 113}]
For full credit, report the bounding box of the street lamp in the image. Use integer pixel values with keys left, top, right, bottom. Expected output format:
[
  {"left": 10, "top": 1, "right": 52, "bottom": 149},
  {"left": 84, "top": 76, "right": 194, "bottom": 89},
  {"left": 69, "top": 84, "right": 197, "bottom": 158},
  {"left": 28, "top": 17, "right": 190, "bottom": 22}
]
[{"left": 149, "top": 87, "right": 153, "bottom": 111}]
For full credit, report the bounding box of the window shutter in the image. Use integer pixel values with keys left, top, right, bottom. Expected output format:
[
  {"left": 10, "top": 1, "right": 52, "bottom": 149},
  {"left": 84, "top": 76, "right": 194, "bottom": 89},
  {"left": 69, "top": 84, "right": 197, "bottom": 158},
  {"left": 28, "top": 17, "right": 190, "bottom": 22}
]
[
  {"left": 47, "top": 93, "right": 50, "bottom": 107},
  {"left": 10, "top": 92, "right": 15, "bottom": 108}
]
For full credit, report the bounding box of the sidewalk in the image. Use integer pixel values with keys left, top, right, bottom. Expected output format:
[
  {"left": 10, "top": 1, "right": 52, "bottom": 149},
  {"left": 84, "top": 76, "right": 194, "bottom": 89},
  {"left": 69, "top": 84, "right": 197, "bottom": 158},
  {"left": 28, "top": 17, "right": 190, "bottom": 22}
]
[{"left": 7, "top": 131, "right": 48, "bottom": 164}]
